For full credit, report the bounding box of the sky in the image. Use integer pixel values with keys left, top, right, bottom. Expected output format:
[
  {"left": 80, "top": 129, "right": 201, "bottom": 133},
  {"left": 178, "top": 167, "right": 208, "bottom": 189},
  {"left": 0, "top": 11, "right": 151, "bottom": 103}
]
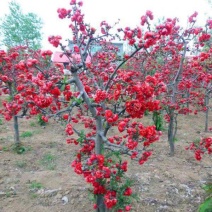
[{"left": 0, "top": 0, "right": 211, "bottom": 51}]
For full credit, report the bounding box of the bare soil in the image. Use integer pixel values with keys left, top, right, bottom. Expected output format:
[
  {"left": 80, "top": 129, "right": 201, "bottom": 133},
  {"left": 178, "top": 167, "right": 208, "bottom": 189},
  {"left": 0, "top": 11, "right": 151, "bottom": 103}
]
[{"left": 0, "top": 112, "right": 211, "bottom": 212}]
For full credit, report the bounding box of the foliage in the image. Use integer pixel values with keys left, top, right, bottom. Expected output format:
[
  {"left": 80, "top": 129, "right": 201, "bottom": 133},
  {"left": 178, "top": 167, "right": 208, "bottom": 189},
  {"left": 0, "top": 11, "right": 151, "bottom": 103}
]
[
  {"left": 29, "top": 181, "right": 43, "bottom": 190},
  {"left": 0, "top": 1, "right": 43, "bottom": 50},
  {"left": 37, "top": 114, "right": 46, "bottom": 126},
  {"left": 152, "top": 111, "right": 163, "bottom": 131},
  {"left": 20, "top": 131, "right": 33, "bottom": 138},
  {"left": 12, "top": 143, "right": 26, "bottom": 154},
  {"left": 30, "top": 121, "right": 36, "bottom": 127},
  {"left": 40, "top": 153, "right": 57, "bottom": 170},
  {"left": 199, "top": 182, "right": 212, "bottom": 212}
]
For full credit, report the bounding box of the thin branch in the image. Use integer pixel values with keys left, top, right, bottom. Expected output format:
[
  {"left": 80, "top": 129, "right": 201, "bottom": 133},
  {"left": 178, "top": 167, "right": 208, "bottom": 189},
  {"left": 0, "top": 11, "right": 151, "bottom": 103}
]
[
  {"left": 52, "top": 91, "right": 84, "bottom": 117},
  {"left": 105, "top": 46, "right": 142, "bottom": 91}
]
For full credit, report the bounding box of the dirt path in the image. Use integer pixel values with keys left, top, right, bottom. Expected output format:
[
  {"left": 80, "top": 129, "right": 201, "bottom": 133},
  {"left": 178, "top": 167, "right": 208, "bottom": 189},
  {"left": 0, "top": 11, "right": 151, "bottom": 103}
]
[{"left": 0, "top": 113, "right": 211, "bottom": 212}]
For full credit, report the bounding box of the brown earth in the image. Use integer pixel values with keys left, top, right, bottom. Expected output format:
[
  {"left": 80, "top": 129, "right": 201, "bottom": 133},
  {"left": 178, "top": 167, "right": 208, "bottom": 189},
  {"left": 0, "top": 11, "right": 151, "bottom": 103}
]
[{"left": 0, "top": 111, "right": 211, "bottom": 212}]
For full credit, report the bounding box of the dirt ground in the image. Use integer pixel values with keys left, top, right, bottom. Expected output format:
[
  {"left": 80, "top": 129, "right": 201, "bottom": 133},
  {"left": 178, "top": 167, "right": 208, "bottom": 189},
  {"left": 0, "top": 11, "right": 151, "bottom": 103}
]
[{"left": 0, "top": 111, "right": 211, "bottom": 212}]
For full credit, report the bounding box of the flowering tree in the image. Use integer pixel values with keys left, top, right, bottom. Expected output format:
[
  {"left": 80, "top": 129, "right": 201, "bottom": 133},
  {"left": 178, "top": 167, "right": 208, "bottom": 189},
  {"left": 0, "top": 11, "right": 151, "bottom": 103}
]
[
  {"left": 191, "top": 46, "right": 212, "bottom": 132},
  {"left": 120, "top": 13, "right": 212, "bottom": 155},
  {"left": 0, "top": 46, "right": 63, "bottom": 147},
  {"left": 46, "top": 1, "right": 167, "bottom": 211}
]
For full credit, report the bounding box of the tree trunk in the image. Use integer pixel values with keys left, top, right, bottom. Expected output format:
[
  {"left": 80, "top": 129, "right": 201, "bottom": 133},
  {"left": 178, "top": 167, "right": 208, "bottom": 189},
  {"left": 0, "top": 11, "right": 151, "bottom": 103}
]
[
  {"left": 8, "top": 83, "right": 20, "bottom": 145},
  {"left": 95, "top": 116, "right": 107, "bottom": 212},
  {"left": 13, "top": 115, "right": 20, "bottom": 145},
  {"left": 186, "top": 92, "right": 190, "bottom": 109},
  {"left": 95, "top": 117, "right": 103, "bottom": 155},
  {"left": 73, "top": 71, "right": 107, "bottom": 211},
  {"left": 96, "top": 195, "right": 107, "bottom": 212},
  {"left": 168, "top": 111, "right": 175, "bottom": 156}
]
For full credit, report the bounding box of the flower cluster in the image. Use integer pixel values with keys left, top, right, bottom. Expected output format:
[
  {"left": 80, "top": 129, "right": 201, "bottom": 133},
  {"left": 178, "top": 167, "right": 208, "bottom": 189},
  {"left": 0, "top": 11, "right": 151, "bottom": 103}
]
[
  {"left": 0, "top": 46, "right": 63, "bottom": 121},
  {"left": 48, "top": 35, "right": 62, "bottom": 47},
  {"left": 71, "top": 152, "right": 134, "bottom": 211},
  {"left": 186, "top": 137, "right": 212, "bottom": 160}
]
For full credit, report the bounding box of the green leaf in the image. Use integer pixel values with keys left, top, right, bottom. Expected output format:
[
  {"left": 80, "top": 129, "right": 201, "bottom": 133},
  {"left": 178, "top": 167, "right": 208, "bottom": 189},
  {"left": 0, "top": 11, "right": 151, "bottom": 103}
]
[
  {"left": 199, "top": 197, "right": 212, "bottom": 212},
  {"left": 202, "top": 184, "right": 212, "bottom": 193},
  {"left": 72, "top": 96, "right": 83, "bottom": 105},
  {"left": 61, "top": 84, "right": 66, "bottom": 91},
  {"left": 77, "top": 130, "right": 85, "bottom": 144},
  {"left": 60, "top": 76, "right": 68, "bottom": 91}
]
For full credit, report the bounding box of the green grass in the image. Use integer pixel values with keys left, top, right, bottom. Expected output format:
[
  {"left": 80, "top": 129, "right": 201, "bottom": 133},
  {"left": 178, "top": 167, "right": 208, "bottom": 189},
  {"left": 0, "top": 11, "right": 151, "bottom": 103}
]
[
  {"left": 29, "top": 181, "right": 43, "bottom": 190},
  {"left": 30, "top": 121, "right": 36, "bottom": 127},
  {"left": 20, "top": 131, "right": 33, "bottom": 138},
  {"left": 2, "top": 146, "right": 9, "bottom": 151},
  {"left": 40, "top": 153, "right": 57, "bottom": 170},
  {"left": 33, "top": 129, "right": 42, "bottom": 134},
  {"left": 24, "top": 146, "right": 33, "bottom": 151},
  {"left": 11, "top": 143, "right": 32, "bottom": 154},
  {"left": 6, "top": 191, "right": 11, "bottom": 198},
  {"left": 12, "top": 144, "right": 26, "bottom": 154},
  {"left": 0, "top": 118, "right": 3, "bottom": 125},
  {"left": 173, "top": 137, "right": 179, "bottom": 142}
]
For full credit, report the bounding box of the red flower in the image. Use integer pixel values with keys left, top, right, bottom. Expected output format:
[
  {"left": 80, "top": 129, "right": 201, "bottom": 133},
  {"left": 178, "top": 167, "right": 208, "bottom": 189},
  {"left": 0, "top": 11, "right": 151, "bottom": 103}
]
[
  {"left": 57, "top": 8, "right": 71, "bottom": 19},
  {"left": 124, "top": 187, "right": 132, "bottom": 196},
  {"left": 118, "top": 121, "right": 126, "bottom": 132},
  {"left": 74, "top": 45, "right": 80, "bottom": 53},
  {"left": 146, "top": 10, "right": 153, "bottom": 20},
  {"left": 125, "top": 205, "right": 131, "bottom": 211},
  {"left": 65, "top": 123, "right": 74, "bottom": 135},
  {"left": 41, "top": 116, "right": 48, "bottom": 123},
  {"left": 48, "top": 35, "right": 62, "bottom": 47}
]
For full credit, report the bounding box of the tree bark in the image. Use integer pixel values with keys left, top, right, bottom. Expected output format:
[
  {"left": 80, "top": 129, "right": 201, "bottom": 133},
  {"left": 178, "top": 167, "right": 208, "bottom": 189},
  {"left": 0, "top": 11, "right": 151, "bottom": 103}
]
[
  {"left": 96, "top": 195, "right": 107, "bottom": 212},
  {"left": 13, "top": 115, "right": 20, "bottom": 145},
  {"left": 168, "top": 111, "right": 175, "bottom": 156},
  {"left": 95, "top": 115, "right": 106, "bottom": 211}
]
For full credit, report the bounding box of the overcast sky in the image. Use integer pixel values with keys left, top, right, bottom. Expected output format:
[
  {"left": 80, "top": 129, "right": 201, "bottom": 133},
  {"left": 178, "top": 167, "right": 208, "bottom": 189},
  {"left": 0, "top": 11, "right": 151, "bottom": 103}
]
[{"left": 0, "top": 0, "right": 211, "bottom": 51}]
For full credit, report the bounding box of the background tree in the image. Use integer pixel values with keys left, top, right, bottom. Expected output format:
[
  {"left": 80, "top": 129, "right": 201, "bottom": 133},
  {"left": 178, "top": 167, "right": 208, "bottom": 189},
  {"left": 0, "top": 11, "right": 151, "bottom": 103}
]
[
  {"left": 0, "top": 46, "right": 62, "bottom": 151},
  {"left": 0, "top": 1, "right": 43, "bottom": 50}
]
